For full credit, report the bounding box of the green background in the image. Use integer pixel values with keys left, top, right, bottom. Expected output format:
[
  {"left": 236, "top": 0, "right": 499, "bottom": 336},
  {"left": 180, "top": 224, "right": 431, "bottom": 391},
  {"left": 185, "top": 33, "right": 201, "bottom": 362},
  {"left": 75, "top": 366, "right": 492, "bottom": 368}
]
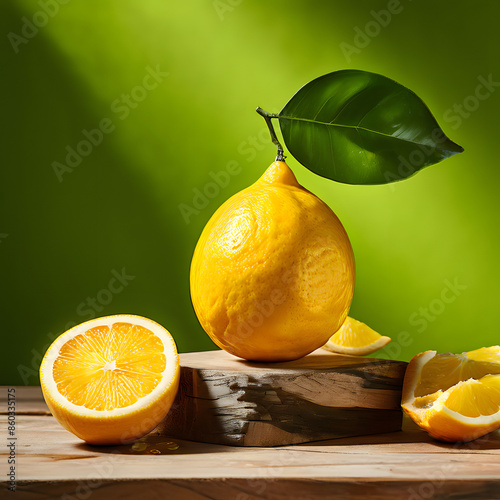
[{"left": 2, "top": 0, "right": 499, "bottom": 385}]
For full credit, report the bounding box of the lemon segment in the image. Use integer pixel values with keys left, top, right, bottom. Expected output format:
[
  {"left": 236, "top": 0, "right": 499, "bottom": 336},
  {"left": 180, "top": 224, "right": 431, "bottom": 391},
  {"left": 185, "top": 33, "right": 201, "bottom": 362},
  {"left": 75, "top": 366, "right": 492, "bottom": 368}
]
[
  {"left": 322, "top": 316, "right": 391, "bottom": 356},
  {"left": 402, "top": 347, "right": 500, "bottom": 442},
  {"left": 40, "top": 315, "right": 180, "bottom": 445}
]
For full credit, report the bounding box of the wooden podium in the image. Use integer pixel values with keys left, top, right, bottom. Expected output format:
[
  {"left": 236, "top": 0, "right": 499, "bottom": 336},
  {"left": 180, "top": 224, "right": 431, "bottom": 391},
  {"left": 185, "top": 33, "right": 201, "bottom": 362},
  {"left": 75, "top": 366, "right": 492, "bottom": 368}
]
[{"left": 159, "top": 349, "right": 407, "bottom": 446}]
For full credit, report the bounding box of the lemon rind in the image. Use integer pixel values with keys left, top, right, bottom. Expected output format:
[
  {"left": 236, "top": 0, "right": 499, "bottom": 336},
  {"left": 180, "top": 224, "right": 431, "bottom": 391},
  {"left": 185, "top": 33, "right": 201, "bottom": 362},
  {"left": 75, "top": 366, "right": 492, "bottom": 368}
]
[
  {"left": 40, "top": 314, "right": 179, "bottom": 418},
  {"left": 322, "top": 335, "right": 391, "bottom": 356}
]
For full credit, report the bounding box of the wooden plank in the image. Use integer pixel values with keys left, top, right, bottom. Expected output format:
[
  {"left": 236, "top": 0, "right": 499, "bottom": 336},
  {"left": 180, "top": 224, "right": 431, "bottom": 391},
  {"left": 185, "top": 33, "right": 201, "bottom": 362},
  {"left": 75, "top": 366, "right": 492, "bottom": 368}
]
[
  {"left": 9, "top": 478, "right": 500, "bottom": 500},
  {"left": 2, "top": 414, "right": 500, "bottom": 499},
  {"left": 177, "top": 349, "right": 401, "bottom": 372},
  {"left": 159, "top": 350, "right": 407, "bottom": 446},
  {"left": 0, "top": 386, "right": 49, "bottom": 415}
]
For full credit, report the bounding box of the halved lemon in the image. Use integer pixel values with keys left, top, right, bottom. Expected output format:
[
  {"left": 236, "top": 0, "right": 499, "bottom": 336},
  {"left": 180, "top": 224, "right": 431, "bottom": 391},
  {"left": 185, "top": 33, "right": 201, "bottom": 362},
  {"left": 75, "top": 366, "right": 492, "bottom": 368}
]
[
  {"left": 321, "top": 316, "right": 391, "bottom": 356},
  {"left": 402, "top": 347, "right": 500, "bottom": 442},
  {"left": 40, "top": 315, "right": 180, "bottom": 445}
]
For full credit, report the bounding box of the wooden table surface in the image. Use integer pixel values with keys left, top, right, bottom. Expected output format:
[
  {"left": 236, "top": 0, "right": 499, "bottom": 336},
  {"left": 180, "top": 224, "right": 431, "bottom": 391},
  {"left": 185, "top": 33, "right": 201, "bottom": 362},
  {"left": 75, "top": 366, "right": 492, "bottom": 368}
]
[{"left": 2, "top": 386, "right": 500, "bottom": 499}]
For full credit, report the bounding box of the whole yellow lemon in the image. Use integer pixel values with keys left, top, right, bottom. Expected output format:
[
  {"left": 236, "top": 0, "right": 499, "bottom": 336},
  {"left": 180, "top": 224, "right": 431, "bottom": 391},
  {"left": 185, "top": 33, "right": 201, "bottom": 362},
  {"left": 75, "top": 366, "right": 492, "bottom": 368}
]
[{"left": 190, "top": 160, "right": 355, "bottom": 361}]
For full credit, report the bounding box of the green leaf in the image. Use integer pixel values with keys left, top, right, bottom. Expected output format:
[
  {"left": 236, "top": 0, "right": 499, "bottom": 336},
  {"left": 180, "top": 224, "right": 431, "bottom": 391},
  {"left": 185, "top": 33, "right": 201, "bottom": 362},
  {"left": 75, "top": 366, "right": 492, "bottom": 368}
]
[{"left": 277, "top": 70, "right": 464, "bottom": 185}]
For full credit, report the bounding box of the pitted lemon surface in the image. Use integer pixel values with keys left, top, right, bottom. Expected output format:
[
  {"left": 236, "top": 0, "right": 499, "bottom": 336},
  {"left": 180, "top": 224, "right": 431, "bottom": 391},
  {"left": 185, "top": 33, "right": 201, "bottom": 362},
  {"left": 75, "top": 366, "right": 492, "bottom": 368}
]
[{"left": 190, "top": 160, "right": 355, "bottom": 361}]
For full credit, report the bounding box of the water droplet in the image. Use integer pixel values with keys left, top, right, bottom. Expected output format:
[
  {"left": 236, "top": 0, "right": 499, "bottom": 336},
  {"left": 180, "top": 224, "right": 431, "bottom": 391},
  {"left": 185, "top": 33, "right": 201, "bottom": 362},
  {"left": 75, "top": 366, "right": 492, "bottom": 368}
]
[
  {"left": 131, "top": 442, "right": 147, "bottom": 452},
  {"left": 149, "top": 449, "right": 161, "bottom": 454},
  {"left": 162, "top": 441, "right": 179, "bottom": 450}
]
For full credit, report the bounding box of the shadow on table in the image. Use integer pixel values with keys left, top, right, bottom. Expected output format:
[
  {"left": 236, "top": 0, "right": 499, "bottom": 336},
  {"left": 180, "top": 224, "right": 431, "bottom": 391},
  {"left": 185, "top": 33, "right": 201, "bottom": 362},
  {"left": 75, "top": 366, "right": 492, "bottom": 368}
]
[
  {"left": 72, "top": 414, "right": 500, "bottom": 455},
  {"left": 76, "top": 427, "right": 500, "bottom": 456},
  {"left": 73, "top": 432, "right": 227, "bottom": 456},
  {"left": 297, "top": 419, "right": 500, "bottom": 452}
]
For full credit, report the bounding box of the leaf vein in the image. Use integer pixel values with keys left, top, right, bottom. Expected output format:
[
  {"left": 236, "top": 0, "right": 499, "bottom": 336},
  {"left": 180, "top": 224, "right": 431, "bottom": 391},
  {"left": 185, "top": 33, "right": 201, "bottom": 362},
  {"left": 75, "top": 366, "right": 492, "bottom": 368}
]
[
  {"left": 279, "top": 115, "right": 449, "bottom": 151},
  {"left": 329, "top": 86, "right": 373, "bottom": 124},
  {"left": 356, "top": 128, "right": 371, "bottom": 175},
  {"left": 357, "top": 89, "right": 404, "bottom": 127},
  {"left": 327, "top": 126, "right": 337, "bottom": 178},
  {"left": 312, "top": 93, "right": 338, "bottom": 121}
]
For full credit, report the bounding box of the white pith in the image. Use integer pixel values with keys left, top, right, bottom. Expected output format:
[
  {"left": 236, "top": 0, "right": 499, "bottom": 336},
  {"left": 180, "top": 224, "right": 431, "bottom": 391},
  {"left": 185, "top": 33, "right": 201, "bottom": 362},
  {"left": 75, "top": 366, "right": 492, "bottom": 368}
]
[
  {"left": 405, "top": 350, "right": 500, "bottom": 425},
  {"left": 402, "top": 350, "right": 437, "bottom": 407},
  {"left": 323, "top": 334, "right": 391, "bottom": 355},
  {"left": 40, "top": 315, "right": 178, "bottom": 418}
]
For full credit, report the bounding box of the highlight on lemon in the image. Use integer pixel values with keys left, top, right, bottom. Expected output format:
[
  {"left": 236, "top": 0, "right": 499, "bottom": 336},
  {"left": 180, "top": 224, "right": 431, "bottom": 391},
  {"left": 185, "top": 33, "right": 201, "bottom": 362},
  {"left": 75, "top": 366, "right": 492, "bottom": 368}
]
[
  {"left": 322, "top": 316, "right": 391, "bottom": 356},
  {"left": 402, "top": 346, "right": 500, "bottom": 442},
  {"left": 190, "top": 159, "right": 355, "bottom": 362},
  {"left": 39, "top": 315, "right": 180, "bottom": 445}
]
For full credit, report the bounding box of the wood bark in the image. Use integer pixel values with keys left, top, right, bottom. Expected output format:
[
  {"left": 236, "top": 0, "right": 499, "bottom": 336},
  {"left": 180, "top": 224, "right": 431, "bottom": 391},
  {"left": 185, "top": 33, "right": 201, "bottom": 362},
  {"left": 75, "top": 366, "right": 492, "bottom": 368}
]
[{"left": 159, "top": 349, "right": 408, "bottom": 446}]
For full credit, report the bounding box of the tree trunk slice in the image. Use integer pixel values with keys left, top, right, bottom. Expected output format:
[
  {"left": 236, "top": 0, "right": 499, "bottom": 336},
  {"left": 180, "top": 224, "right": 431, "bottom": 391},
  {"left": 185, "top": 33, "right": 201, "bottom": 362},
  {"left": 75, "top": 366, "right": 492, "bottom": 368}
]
[{"left": 159, "top": 349, "right": 407, "bottom": 446}]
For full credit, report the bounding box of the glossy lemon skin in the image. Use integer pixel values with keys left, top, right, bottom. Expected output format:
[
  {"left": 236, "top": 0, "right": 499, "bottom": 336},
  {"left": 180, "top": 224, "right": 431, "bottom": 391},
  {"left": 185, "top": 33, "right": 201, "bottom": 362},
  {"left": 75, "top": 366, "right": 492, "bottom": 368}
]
[{"left": 190, "top": 161, "right": 355, "bottom": 361}]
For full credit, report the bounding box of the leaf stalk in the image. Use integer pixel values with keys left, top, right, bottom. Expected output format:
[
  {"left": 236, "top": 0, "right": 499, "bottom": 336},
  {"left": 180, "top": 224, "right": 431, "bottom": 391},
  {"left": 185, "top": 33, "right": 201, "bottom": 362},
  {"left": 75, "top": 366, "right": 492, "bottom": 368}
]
[{"left": 256, "top": 107, "right": 285, "bottom": 161}]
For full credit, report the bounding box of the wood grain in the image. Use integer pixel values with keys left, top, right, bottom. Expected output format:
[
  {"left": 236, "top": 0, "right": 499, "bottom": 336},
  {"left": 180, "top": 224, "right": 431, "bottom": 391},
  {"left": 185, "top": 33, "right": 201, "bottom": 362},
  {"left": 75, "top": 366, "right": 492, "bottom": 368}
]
[
  {"left": 0, "top": 386, "right": 49, "bottom": 415},
  {"left": 2, "top": 408, "right": 500, "bottom": 499},
  {"left": 157, "top": 350, "right": 407, "bottom": 446}
]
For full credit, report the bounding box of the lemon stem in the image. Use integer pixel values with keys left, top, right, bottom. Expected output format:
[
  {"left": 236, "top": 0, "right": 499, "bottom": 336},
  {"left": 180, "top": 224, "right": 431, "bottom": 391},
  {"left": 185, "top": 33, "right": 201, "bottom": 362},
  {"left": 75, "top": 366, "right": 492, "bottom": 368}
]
[{"left": 256, "top": 107, "right": 285, "bottom": 162}]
